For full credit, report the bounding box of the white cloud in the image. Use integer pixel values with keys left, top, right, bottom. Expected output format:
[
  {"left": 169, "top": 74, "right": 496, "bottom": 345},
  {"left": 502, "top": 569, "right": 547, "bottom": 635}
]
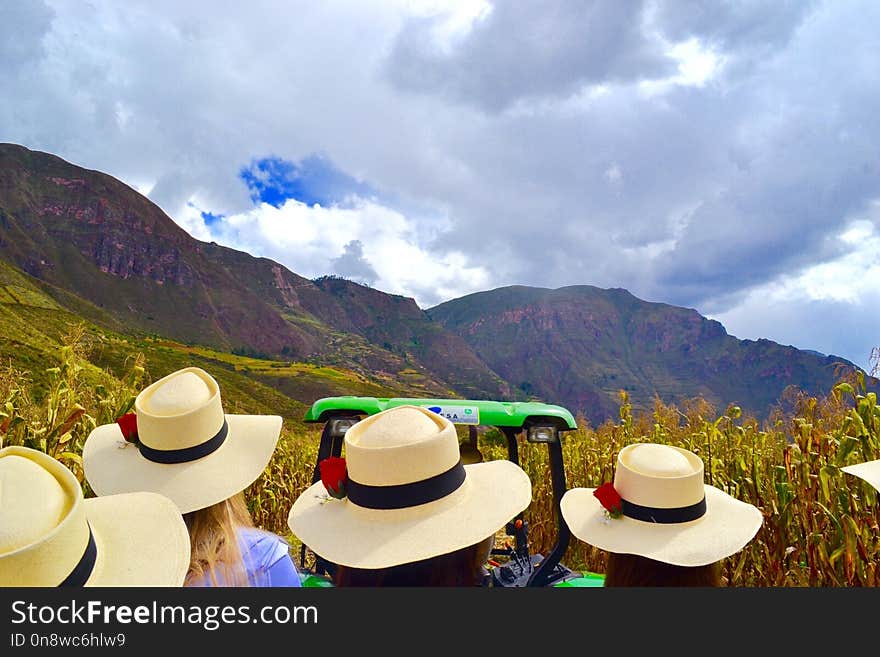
[
  {"left": 183, "top": 195, "right": 490, "bottom": 308},
  {"left": 669, "top": 38, "right": 722, "bottom": 86},
  {"left": 795, "top": 220, "right": 880, "bottom": 303},
  {"left": 711, "top": 215, "right": 880, "bottom": 369},
  {"left": 604, "top": 162, "right": 623, "bottom": 185},
  {"left": 639, "top": 37, "right": 723, "bottom": 96},
  {"left": 402, "top": 0, "right": 493, "bottom": 53},
  {"left": 174, "top": 202, "right": 214, "bottom": 242}
]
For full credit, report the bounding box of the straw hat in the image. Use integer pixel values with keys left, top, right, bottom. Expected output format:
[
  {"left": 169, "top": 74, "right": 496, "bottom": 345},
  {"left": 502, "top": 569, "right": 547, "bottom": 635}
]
[
  {"left": 842, "top": 459, "right": 880, "bottom": 492},
  {"left": 0, "top": 446, "right": 190, "bottom": 586},
  {"left": 287, "top": 405, "right": 532, "bottom": 569},
  {"left": 560, "top": 443, "right": 763, "bottom": 567},
  {"left": 83, "top": 367, "right": 282, "bottom": 514}
]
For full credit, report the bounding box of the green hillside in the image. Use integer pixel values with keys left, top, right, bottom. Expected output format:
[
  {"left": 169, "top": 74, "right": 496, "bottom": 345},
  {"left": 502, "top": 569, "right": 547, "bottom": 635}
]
[{"left": 0, "top": 260, "right": 437, "bottom": 427}]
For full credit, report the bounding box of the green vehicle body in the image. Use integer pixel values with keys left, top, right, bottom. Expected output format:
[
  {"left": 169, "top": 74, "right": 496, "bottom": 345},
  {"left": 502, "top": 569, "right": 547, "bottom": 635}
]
[
  {"left": 298, "top": 396, "right": 604, "bottom": 588},
  {"left": 304, "top": 396, "right": 577, "bottom": 429}
]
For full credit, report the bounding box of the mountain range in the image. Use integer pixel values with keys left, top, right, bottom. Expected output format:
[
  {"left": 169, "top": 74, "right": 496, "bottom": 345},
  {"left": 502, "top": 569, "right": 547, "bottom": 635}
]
[{"left": 0, "top": 142, "right": 870, "bottom": 423}]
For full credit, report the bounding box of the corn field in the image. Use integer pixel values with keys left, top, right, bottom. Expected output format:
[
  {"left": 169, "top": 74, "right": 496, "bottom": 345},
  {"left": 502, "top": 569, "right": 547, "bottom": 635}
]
[
  {"left": 504, "top": 381, "right": 880, "bottom": 586},
  {"left": 2, "top": 332, "right": 878, "bottom": 586}
]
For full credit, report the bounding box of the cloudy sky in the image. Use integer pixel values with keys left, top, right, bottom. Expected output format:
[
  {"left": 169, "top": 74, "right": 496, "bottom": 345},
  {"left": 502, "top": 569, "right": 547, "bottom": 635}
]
[{"left": 2, "top": 0, "right": 878, "bottom": 370}]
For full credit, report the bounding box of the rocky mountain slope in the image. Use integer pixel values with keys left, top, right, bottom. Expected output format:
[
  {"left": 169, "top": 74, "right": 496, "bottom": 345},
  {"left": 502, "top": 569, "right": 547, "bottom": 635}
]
[
  {"left": 429, "top": 285, "right": 864, "bottom": 421},
  {"left": 2, "top": 142, "right": 870, "bottom": 422}
]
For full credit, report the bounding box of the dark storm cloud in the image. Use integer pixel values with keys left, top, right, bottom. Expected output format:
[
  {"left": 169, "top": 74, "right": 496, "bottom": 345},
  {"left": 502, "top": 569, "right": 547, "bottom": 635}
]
[
  {"left": 405, "top": 1, "right": 880, "bottom": 317},
  {"left": 385, "top": 0, "right": 676, "bottom": 112},
  {"left": 653, "top": 0, "right": 820, "bottom": 53}
]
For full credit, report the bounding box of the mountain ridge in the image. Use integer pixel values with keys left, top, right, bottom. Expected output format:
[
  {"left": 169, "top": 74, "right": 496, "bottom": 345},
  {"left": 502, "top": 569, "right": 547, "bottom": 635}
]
[
  {"left": 428, "top": 283, "right": 863, "bottom": 420},
  {"left": 1, "top": 142, "right": 872, "bottom": 422},
  {"left": 0, "top": 142, "right": 507, "bottom": 400}
]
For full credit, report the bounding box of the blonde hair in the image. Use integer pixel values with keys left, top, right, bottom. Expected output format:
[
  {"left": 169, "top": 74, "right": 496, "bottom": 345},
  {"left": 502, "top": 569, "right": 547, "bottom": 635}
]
[{"left": 183, "top": 491, "right": 254, "bottom": 587}]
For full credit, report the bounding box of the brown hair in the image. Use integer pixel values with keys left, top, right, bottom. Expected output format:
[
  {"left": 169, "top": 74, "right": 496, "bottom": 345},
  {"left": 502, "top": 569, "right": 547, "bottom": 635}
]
[
  {"left": 333, "top": 536, "right": 494, "bottom": 587},
  {"left": 183, "top": 491, "right": 255, "bottom": 587},
  {"left": 604, "top": 552, "right": 722, "bottom": 587}
]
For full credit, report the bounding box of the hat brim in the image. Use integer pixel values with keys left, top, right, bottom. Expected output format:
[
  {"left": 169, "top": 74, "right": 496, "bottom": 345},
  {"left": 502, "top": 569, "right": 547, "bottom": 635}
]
[
  {"left": 288, "top": 460, "right": 531, "bottom": 569},
  {"left": 83, "top": 415, "right": 281, "bottom": 514},
  {"left": 560, "top": 485, "right": 763, "bottom": 567},
  {"left": 842, "top": 459, "right": 880, "bottom": 492},
  {"left": 83, "top": 492, "right": 190, "bottom": 586}
]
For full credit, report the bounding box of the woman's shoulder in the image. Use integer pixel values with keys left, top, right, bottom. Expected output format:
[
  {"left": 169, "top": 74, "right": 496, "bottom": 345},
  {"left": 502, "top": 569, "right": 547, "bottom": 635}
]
[
  {"left": 237, "top": 527, "right": 291, "bottom": 567},
  {"left": 237, "top": 526, "right": 301, "bottom": 586}
]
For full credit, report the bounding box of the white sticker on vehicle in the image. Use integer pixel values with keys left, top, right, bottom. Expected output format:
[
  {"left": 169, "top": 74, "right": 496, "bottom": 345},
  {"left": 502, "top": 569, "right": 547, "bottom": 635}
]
[{"left": 424, "top": 405, "right": 480, "bottom": 425}]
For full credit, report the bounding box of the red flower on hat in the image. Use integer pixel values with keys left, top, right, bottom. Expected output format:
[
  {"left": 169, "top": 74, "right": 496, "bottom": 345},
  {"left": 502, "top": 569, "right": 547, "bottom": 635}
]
[
  {"left": 116, "top": 412, "right": 139, "bottom": 445},
  {"left": 319, "top": 456, "right": 348, "bottom": 500},
  {"left": 594, "top": 482, "right": 623, "bottom": 519}
]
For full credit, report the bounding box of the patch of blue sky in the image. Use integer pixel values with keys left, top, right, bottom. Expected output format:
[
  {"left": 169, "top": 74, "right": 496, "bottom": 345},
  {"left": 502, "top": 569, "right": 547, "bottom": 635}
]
[
  {"left": 200, "top": 210, "right": 225, "bottom": 226},
  {"left": 239, "top": 155, "right": 374, "bottom": 208}
]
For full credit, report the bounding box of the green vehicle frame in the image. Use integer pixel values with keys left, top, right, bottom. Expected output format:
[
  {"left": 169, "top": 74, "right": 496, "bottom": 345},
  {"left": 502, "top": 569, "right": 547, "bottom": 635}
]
[{"left": 297, "top": 396, "right": 604, "bottom": 587}]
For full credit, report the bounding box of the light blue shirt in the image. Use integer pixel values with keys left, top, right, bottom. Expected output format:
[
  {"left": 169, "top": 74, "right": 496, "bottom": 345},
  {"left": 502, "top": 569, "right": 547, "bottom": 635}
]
[{"left": 188, "top": 527, "right": 302, "bottom": 587}]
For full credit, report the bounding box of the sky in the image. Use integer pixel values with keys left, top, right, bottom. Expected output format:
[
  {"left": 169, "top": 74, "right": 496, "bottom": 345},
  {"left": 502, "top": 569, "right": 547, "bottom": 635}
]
[{"left": 1, "top": 0, "right": 878, "bottom": 370}]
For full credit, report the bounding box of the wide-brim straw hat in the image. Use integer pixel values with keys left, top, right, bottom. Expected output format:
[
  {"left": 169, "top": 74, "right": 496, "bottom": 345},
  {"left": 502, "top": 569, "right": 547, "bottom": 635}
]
[
  {"left": 288, "top": 405, "right": 532, "bottom": 569},
  {"left": 842, "top": 459, "right": 880, "bottom": 492},
  {"left": 561, "top": 443, "right": 763, "bottom": 567},
  {"left": 1, "top": 446, "right": 190, "bottom": 586},
  {"left": 83, "top": 367, "right": 282, "bottom": 514}
]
